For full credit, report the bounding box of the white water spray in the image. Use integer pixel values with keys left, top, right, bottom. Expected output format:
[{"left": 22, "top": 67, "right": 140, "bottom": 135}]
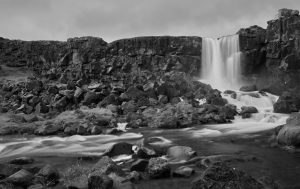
[{"left": 201, "top": 35, "right": 241, "bottom": 90}]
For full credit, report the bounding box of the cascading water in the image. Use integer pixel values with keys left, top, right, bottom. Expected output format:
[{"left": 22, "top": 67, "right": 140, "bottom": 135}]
[{"left": 201, "top": 35, "right": 241, "bottom": 90}]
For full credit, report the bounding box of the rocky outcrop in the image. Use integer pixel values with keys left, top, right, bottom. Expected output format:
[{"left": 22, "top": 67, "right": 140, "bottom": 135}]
[
  {"left": 0, "top": 36, "right": 202, "bottom": 82},
  {"left": 277, "top": 112, "right": 300, "bottom": 146},
  {"left": 239, "top": 9, "right": 300, "bottom": 112}
]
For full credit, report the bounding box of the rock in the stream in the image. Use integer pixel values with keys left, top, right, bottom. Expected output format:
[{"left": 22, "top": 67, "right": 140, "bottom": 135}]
[
  {"left": 239, "top": 85, "right": 257, "bottom": 92},
  {"left": 240, "top": 106, "right": 258, "bottom": 114},
  {"left": 130, "top": 159, "right": 149, "bottom": 172},
  {"left": 173, "top": 166, "right": 195, "bottom": 178},
  {"left": 104, "top": 142, "right": 134, "bottom": 157},
  {"left": 240, "top": 106, "right": 258, "bottom": 118},
  {"left": 135, "top": 146, "right": 157, "bottom": 159},
  {"left": 9, "top": 157, "right": 34, "bottom": 165},
  {"left": 167, "top": 146, "right": 197, "bottom": 162},
  {"left": 148, "top": 157, "right": 171, "bottom": 179},
  {"left": 191, "top": 162, "right": 264, "bottom": 189}
]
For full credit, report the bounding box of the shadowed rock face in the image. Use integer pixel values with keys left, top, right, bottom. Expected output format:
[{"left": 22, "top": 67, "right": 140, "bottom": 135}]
[{"left": 239, "top": 9, "right": 300, "bottom": 96}]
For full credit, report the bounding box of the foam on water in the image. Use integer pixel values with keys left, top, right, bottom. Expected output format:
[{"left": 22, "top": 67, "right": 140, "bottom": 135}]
[{"left": 0, "top": 133, "right": 143, "bottom": 159}]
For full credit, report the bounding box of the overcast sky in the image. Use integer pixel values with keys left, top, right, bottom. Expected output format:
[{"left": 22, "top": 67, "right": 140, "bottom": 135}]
[{"left": 0, "top": 0, "right": 299, "bottom": 42}]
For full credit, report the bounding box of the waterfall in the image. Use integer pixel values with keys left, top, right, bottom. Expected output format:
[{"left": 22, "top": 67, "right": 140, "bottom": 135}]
[{"left": 201, "top": 35, "right": 241, "bottom": 90}]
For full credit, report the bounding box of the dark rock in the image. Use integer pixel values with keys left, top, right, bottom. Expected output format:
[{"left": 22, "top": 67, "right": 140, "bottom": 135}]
[
  {"left": 35, "top": 122, "right": 61, "bottom": 135},
  {"left": 104, "top": 142, "right": 134, "bottom": 157},
  {"left": 220, "top": 104, "right": 238, "bottom": 119},
  {"left": 242, "top": 113, "right": 252, "bottom": 119},
  {"left": 191, "top": 162, "right": 264, "bottom": 189},
  {"left": 53, "top": 96, "right": 68, "bottom": 111},
  {"left": 240, "top": 85, "right": 257, "bottom": 92},
  {"left": 158, "top": 95, "right": 168, "bottom": 104},
  {"left": 173, "top": 166, "right": 195, "bottom": 177},
  {"left": 88, "top": 173, "right": 113, "bottom": 189},
  {"left": 277, "top": 112, "right": 300, "bottom": 146},
  {"left": 241, "top": 106, "right": 258, "bottom": 114},
  {"left": 273, "top": 92, "right": 300, "bottom": 113},
  {"left": 9, "top": 157, "right": 34, "bottom": 165},
  {"left": 0, "top": 163, "right": 21, "bottom": 179},
  {"left": 135, "top": 147, "right": 157, "bottom": 159},
  {"left": 123, "top": 86, "right": 147, "bottom": 102},
  {"left": 91, "top": 156, "right": 124, "bottom": 176},
  {"left": 98, "top": 94, "right": 120, "bottom": 107},
  {"left": 148, "top": 157, "right": 171, "bottom": 179},
  {"left": 3, "top": 169, "right": 34, "bottom": 187},
  {"left": 122, "top": 100, "right": 138, "bottom": 114},
  {"left": 91, "top": 126, "right": 102, "bottom": 135},
  {"left": 35, "top": 102, "right": 49, "bottom": 114},
  {"left": 130, "top": 159, "right": 149, "bottom": 172},
  {"left": 25, "top": 80, "right": 43, "bottom": 93},
  {"left": 167, "top": 146, "right": 197, "bottom": 162},
  {"left": 35, "top": 164, "right": 60, "bottom": 186},
  {"left": 82, "top": 92, "right": 100, "bottom": 105}
]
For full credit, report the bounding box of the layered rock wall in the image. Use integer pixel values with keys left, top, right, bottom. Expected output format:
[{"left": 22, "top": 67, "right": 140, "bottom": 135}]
[
  {"left": 239, "top": 9, "right": 300, "bottom": 96},
  {"left": 0, "top": 36, "right": 202, "bottom": 86}
]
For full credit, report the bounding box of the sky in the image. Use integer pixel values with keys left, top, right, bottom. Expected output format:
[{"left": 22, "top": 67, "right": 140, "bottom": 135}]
[{"left": 0, "top": 0, "right": 299, "bottom": 42}]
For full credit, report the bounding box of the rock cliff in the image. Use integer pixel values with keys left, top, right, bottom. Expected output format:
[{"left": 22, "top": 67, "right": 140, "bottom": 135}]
[{"left": 239, "top": 8, "right": 300, "bottom": 113}]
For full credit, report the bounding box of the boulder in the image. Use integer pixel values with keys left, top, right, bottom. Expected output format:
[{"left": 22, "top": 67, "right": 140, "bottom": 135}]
[
  {"left": 135, "top": 147, "right": 157, "bottom": 159},
  {"left": 91, "top": 156, "right": 124, "bottom": 176},
  {"left": 220, "top": 104, "right": 238, "bottom": 119},
  {"left": 123, "top": 86, "right": 147, "bottom": 102},
  {"left": 25, "top": 80, "right": 43, "bottom": 93},
  {"left": 104, "top": 142, "right": 134, "bottom": 157},
  {"left": 240, "top": 106, "right": 258, "bottom": 114},
  {"left": 167, "top": 146, "right": 197, "bottom": 162},
  {"left": 0, "top": 163, "right": 21, "bottom": 179},
  {"left": 9, "top": 157, "right": 34, "bottom": 165},
  {"left": 3, "top": 169, "right": 34, "bottom": 187},
  {"left": 173, "top": 166, "right": 195, "bottom": 177},
  {"left": 82, "top": 91, "right": 101, "bottom": 105},
  {"left": 277, "top": 113, "right": 300, "bottom": 146},
  {"left": 35, "top": 102, "right": 49, "bottom": 114},
  {"left": 122, "top": 100, "right": 138, "bottom": 114},
  {"left": 35, "top": 165, "right": 60, "bottom": 187},
  {"left": 35, "top": 122, "right": 61, "bottom": 135},
  {"left": 191, "top": 162, "right": 264, "bottom": 189},
  {"left": 47, "top": 85, "right": 59, "bottom": 95},
  {"left": 88, "top": 173, "right": 113, "bottom": 189},
  {"left": 130, "top": 159, "right": 149, "bottom": 172},
  {"left": 239, "top": 85, "right": 257, "bottom": 92},
  {"left": 98, "top": 94, "right": 120, "bottom": 107},
  {"left": 273, "top": 92, "right": 300, "bottom": 113},
  {"left": 152, "top": 106, "right": 178, "bottom": 128},
  {"left": 147, "top": 157, "right": 171, "bottom": 179},
  {"left": 53, "top": 96, "right": 68, "bottom": 111}
]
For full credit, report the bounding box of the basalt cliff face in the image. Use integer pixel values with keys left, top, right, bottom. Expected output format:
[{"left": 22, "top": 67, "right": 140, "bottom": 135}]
[
  {"left": 0, "top": 36, "right": 202, "bottom": 84},
  {"left": 239, "top": 8, "right": 300, "bottom": 113}
]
